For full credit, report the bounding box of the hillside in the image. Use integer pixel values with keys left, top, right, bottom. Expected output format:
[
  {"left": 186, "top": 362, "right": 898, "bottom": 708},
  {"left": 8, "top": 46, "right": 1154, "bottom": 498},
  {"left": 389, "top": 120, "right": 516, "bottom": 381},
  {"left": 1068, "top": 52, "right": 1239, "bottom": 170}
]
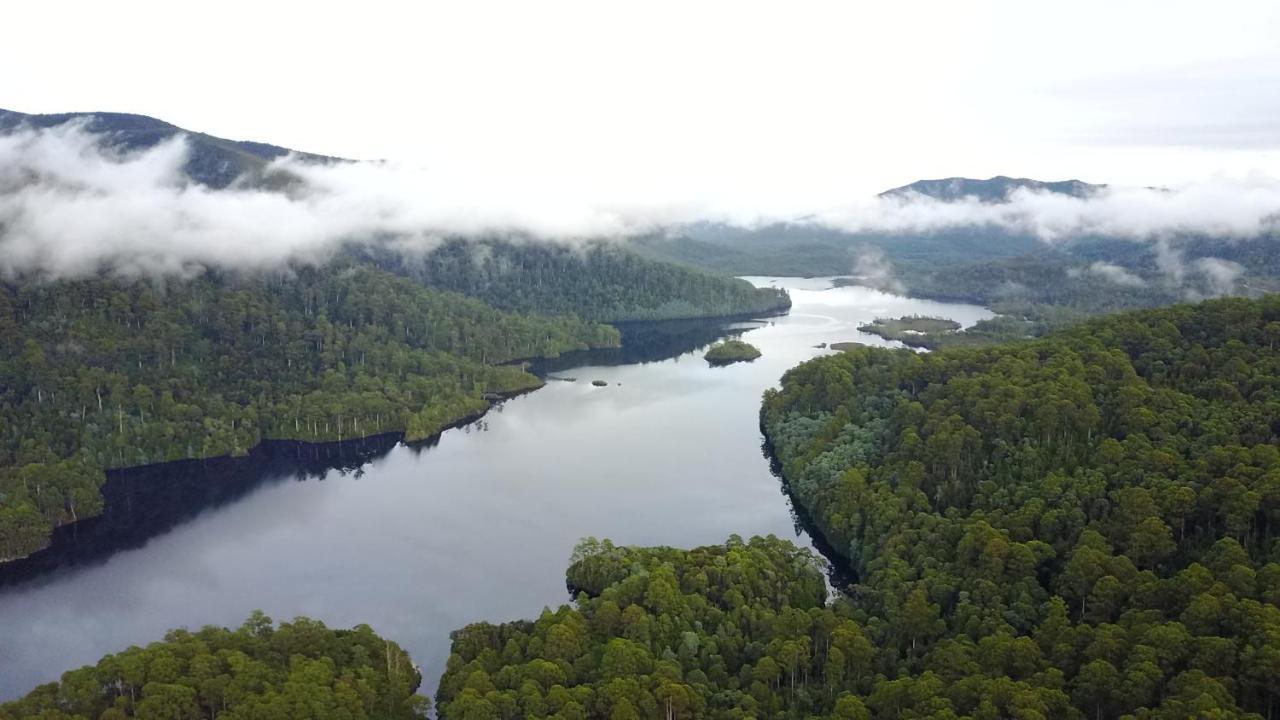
[
  {"left": 0, "top": 109, "right": 790, "bottom": 323},
  {"left": 0, "top": 108, "right": 335, "bottom": 188},
  {"left": 0, "top": 262, "right": 620, "bottom": 562},
  {"left": 762, "top": 296, "right": 1280, "bottom": 719},
  {"left": 636, "top": 177, "right": 1274, "bottom": 346},
  {"left": 363, "top": 238, "right": 791, "bottom": 322}
]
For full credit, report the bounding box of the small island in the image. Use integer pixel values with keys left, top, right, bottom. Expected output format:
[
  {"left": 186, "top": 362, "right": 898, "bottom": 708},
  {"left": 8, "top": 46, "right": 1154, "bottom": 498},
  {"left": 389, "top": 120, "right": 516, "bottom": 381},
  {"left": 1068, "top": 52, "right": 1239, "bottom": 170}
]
[
  {"left": 591, "top": 379, "right": 609, "bottom": 387},
  {"left": 859, "top": 315, "right": 960, "bottom": 348},
  {"left": 704, "top": 339, "right": 762, "bottom": 365}
]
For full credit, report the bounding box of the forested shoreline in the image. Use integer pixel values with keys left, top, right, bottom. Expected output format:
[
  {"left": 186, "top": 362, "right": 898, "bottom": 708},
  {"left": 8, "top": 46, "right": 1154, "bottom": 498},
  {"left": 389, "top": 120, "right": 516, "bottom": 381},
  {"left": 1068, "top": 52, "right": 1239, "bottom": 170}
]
[
  {"left": 0, "top": 614, "right": 430, "bottom": 719},
  {"left": 364, "top": 239, "right": 792, "bottom": 323},
  {"left": 436, "top": 536, "right": 844, "bottom": 719},
  {"left": 0, "top": 260, "right": 622, "bottom": 563},
  {"left": 5, "top": 293, "right": 1280, "bottom": 719},
  {"left": 763, "top": 295, "right": 1280, "bottom": 719}
]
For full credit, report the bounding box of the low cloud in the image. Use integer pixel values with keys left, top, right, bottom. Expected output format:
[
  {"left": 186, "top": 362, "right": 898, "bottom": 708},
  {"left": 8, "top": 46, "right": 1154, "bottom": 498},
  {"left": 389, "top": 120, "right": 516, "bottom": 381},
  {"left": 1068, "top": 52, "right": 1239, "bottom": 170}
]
[
  {"left": 1192, "top": 257, "right": 1245, "bottom": 297},
  {"left": 850, "top": 247, "right": 904, "bottom": 294},
  {"left": 3, "top": 122, "right": 1280, "bottom": 282},
  {"left": 1086, "top": 261, "right": 1147, "bottom": 287},
  {"left": 815, "top": 180, "right": 1280, "bottom": 242},
  {"left": 0, "top": 123, "right": 705, "bottom": 279}
]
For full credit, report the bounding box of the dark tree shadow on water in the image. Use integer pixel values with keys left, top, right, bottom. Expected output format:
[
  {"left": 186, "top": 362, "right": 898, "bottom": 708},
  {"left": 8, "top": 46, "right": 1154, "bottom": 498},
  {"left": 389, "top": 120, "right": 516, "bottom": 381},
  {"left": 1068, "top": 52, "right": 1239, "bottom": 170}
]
[{"left": 0, "top": 434, "right": 401, "bottom": 589}]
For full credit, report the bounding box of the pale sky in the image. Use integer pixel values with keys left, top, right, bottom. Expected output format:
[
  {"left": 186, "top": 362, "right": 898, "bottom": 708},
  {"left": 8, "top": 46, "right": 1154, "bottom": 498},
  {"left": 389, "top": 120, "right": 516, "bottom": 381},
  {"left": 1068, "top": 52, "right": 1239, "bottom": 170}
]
[{"left": 4, "top": 0, "right": 1280, "bottom": 218}]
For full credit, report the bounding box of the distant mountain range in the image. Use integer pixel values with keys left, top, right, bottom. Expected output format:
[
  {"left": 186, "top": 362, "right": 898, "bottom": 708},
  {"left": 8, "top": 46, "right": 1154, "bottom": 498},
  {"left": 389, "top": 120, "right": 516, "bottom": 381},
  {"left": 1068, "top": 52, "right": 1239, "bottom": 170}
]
[
  {"left": 879, "top": 175, "right": 1105, "bottom": 202},
  {"left": 3, "top": 107, "right": 1107, "bottom": 208},
  {"left": 0, "top": 108, "right": 335, "bottom": 188}
]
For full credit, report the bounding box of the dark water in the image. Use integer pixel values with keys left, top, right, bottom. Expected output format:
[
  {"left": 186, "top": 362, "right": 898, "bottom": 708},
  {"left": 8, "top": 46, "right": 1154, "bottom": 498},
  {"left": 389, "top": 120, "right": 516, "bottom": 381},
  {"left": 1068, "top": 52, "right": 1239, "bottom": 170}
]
[{"left": 0, "top": 277, "right": 990, "bottom": 700}]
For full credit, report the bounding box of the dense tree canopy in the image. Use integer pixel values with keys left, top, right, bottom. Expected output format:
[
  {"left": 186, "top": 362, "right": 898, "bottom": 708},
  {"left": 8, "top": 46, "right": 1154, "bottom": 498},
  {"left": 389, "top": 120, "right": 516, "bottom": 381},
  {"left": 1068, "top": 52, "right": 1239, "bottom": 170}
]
[
  {"left": 0, "top": 260, "right": 621, "bottom": 561},
  {"left": 763, "top": 295, "right": 1280, "bottom": 720},
  {"left": 0, "top": 613, "right": 428, "bottom": 720},
  {"left": 367, "top": 239, "right": 792, "bottom": 322},
  {"left": 436, "top": 535, "right": 860, "bottom": 720},
  {"left": 704, "top": 341, "right": 762, "bottom": 366}
]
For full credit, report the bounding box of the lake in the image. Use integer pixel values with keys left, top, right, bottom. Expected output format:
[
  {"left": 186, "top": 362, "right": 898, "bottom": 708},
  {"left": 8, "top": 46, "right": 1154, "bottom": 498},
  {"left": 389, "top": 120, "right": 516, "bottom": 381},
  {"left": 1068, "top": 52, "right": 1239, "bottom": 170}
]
[{"left": 0, "top": 278, "right": 991, "bottom": 701}]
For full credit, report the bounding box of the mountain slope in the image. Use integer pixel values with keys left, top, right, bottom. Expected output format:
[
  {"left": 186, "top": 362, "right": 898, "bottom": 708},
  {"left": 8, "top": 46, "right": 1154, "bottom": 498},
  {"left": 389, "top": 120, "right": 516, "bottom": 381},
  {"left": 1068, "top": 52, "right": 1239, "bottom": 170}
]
[
  {"left": 879, "top": 175, "right": 1105, "bottom": 202},
  {"left": 362, "top": 238, "right": 792, "bottom": 322},
  {"left": 0, "top": 262, "right": 620, "bottom": 562},
  {"left": 0, "top": 107, "right": 335, "bottom": 188},
  {"left": 0, "top": 108, "right": 790, "bottom": 322}
]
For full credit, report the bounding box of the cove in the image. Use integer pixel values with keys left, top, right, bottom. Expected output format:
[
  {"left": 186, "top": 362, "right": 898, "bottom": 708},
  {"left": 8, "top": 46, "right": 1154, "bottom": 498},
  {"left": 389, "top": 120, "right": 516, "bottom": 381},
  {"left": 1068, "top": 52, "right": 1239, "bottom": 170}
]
[{"left": 0, "top": 278, "right": 991, "bottom": 701}]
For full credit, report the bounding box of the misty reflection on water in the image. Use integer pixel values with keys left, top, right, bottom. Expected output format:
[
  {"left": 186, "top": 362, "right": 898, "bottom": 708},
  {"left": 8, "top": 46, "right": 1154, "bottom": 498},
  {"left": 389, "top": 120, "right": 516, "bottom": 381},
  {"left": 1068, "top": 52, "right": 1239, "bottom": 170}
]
[{"left": 0, "top": 278, "right": 991, "bottom": 700}]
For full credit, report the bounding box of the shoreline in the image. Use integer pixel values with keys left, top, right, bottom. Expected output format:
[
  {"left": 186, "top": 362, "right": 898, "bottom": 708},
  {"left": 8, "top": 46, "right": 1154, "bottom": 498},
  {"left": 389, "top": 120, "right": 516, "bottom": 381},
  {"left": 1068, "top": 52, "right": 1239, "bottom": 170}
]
[
  {"left": 757, "top": 413, "right": 859, "bottom": 592},
  {"left": 0, "top": 384, "right": 539, "bottom": 578}
]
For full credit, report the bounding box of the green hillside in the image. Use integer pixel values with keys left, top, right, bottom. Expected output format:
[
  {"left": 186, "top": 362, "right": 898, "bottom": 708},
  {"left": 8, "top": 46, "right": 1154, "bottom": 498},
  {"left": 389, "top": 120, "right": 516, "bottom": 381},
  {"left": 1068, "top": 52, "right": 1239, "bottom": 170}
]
[
  {"left": 762, "top": 296, "right": 1280, "bottom": 719},
  {"left": 0, "top": 261, "right": 619, "bottom": 562}
]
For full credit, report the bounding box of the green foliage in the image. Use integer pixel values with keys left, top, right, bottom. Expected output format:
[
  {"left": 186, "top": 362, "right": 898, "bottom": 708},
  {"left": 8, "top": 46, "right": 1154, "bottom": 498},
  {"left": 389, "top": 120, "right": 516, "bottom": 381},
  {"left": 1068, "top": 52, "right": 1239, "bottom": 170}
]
[
  {"left": 703, "top": 340, "right": 762, "bottom": 365},
  {"left": 437, "top": 536, "right": 846, "bottom": 720},
  {"left": 371, "top": 239, "right": 792, "bottom": 322},
  {"left": 0, "top": 613, "right": 428, "bottom": 720},
  {"left": 763, "top": 295, "right": 1280, "bottom": 720},
  {"left": 857, "top": 315, "right": 961, "bottom": 347},
  {"left": 0, "top": 260, "right": 620, "bottom": 561}
]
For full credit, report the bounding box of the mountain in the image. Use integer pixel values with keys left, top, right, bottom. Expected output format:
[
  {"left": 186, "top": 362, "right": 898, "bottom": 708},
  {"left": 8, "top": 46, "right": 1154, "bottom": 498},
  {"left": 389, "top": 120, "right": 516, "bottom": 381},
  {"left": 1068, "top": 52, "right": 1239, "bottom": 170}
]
[
  {"left": 0, "top": 107, "right": 788, "bottom": 322},
  {"left": 0, "top": 107, "right": 335, "bottom": 188},
  {"left": 879, "top": 175, "right": 1105, "bottom": 202}
]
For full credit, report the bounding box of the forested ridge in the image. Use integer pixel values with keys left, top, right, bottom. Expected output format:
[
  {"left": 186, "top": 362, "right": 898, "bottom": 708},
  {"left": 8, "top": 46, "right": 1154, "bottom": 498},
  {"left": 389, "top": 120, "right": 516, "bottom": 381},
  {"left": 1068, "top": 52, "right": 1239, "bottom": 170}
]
[
  {"left": 762, "top": 295, "right": 1280, "bottom": 719},
  {"left": 0, "top": 613, "right": 429, "bottom": 719},
  {"left": 0, "top": 260, "right": 620, "bottom": 562},
  {"left": 367, "top": 239, "right": 792, "bottom": 322}
]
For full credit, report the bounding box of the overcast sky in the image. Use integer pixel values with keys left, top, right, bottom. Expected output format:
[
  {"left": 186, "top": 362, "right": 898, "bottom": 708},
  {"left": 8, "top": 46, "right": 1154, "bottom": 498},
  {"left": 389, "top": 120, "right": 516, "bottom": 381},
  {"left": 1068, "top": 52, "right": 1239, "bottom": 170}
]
[{"left": 3, "top": 0, "right": 1279, "bottom": 218}]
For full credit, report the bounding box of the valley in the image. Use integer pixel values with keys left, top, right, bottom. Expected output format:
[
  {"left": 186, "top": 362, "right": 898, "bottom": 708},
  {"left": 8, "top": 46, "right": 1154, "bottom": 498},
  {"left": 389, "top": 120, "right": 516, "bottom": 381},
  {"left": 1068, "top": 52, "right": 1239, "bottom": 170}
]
[{"left": 0, "top": 278, "right": 990, "bottom": 706}]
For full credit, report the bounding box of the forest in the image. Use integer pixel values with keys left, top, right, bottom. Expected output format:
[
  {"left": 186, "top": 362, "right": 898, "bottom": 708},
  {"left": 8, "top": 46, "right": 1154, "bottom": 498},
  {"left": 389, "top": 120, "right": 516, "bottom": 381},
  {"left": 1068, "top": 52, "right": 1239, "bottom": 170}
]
[
  {"left": 364, "top": 239, "right": 792, "bottom": 322},
  {"left": 0, "top": 260, "right": 623, "bottom": 562},
  {"left": 704, "top": 340, "right": 762, "bottom": 365},
  {"left": 0, "top": 613, "right": 429, "bottom": 719},
  {"left": 5, "top": 284, "right": 1280, "bottom": 720},
  {"left": 762, "top": 295, "right": 1280, "bottom": 719},
  {"left": 633, "top": 200, "right": 1280, "bottom": 348},
  {"left": 0, "top": 226, "right": 792, "bottom": 563},
  {"left": 436, "top": 535, "right": 852, "bottom": 719}
]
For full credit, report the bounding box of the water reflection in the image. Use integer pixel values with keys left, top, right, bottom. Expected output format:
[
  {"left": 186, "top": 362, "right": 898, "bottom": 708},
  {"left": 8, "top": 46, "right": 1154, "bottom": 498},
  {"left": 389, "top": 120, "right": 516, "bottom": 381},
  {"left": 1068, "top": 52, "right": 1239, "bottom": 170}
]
[
  {"left": 530, "top": 314, "right": 768, "bottom": 373},
  {"left": 0, "top": 436, "right": 400, "bottom": 589}
]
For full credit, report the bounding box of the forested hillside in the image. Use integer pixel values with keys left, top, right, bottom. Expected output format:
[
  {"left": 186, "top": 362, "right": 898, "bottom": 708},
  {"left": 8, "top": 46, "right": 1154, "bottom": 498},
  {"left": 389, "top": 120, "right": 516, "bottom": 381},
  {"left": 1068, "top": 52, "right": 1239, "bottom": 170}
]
[
  {"left": 0, "top": 261, "right": 620, "bottom": 562},
  {"left": 634, "top": 178, "right": 1278, "bottom": 348},
  {"left": 0, "top": 613, "right": 428, "bottom": 719},
  {"left": 436, "top": 535, "right": 862, "bottom": 719},
  {"left": 762, "top": 296, "right": 1280, "bottom": 719},
  {"left": 368, "top": 239, "right": 791, "bottom": 322}
]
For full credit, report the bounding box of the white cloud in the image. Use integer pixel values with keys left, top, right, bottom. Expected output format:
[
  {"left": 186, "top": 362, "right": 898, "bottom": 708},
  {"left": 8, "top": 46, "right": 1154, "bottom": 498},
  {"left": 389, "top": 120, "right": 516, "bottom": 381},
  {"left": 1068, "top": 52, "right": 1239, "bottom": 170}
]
[
  {"left": 0, "top": 124, "right": 717, "bottom": 278},
  {"left": 1086, "top": 262, "right": 1147, "bottom": 288},
  {"left": 3, "top": 122, "right": 1279, "bottom": 280},
  {"left": 814, "top": 180, "right": 1280, "bottom": 242},
  {"left": 1193, "top": 257, "right": 1245, "bottom": 296},
  {"left": 3, "top": 1, "right": 1280, "bottom": 203}
]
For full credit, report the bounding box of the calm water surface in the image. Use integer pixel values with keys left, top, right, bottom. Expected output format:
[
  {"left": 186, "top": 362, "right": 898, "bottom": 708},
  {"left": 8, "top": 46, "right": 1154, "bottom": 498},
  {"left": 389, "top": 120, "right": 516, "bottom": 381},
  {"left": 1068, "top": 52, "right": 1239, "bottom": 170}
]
[{"left": 0, "top": 278, "right": 990, "bottom": 700}]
